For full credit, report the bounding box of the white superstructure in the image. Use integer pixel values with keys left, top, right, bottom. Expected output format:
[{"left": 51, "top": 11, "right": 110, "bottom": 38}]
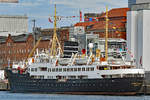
[{"left": 14, "top": 50, "right": 144, "bottom": 80}]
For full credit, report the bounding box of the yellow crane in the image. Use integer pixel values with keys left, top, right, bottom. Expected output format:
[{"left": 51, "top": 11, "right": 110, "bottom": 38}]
[
  {"left": 24, "top": 37, "right": 42, "bottom": 69},
  {"left": 27, "top": 37, "right": 42, "bottom": 59}
]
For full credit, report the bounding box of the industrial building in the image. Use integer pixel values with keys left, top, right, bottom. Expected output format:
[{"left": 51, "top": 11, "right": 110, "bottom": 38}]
[
  {"left": 127, "top": 10, "right": 150, "bottom": 71},
  {"left": 129, "top": 0, "right": 150, "bottom": 11},
  {"left": 127, "top": 0, "right": 150, "bottom": 71},
  {"left": 127, "top": 0, "right": 150, "bottom": 94},
  {"left": 0, "top": 15, "right": 28, "bottom": 36}
]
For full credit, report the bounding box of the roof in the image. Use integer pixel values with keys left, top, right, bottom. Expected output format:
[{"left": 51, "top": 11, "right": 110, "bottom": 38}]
[
  {"left": 74, "top": 21, "right": 97, "bottom": 27},
  {"left": 88, "top": 19, "right": 126, "bottom": 31},
  {"left": 11, "top": 34, "right": 29, "bottom": 42},
  {"left": 74, "top": 8, "right": 128, "bottom": 30},
  {"left": 0, "top": 15, "right": 28, "bottom": 19},
  {"left": 100, "top": 8, "right": 129, "bottom": 18},
  {"left": 0, "top": 33, "right": 51, "bottom": 43}
]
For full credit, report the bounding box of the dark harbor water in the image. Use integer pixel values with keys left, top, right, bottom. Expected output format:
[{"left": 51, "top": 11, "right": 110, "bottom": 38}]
[{"left": 0, "top": 91, "right": 149, "bottom": 100}]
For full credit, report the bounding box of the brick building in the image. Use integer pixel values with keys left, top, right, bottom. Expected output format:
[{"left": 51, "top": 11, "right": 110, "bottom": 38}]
[
  {"left": 41, "top": 27, "right": 70, "bottom": 47},
  {"left": 0, "top": 27, "right": 69, "bottom": 69},
  {"left": 0, "top": 34, "right": 49, "bottom": 69},
  {"left": 74, "top": 8, "right": 129, "bottom": 40}
]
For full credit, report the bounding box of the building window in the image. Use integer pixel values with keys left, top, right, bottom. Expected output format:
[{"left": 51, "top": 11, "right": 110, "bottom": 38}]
[
  {"left": 8, "top": 50, "right": 11, "bottom": 54},
  {"left": 7, "top": 43, "right": 11, "bottom": 46}
]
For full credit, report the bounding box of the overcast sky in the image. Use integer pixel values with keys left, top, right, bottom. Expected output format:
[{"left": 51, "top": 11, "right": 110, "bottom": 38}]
[{"left": 0, "top": 0, "right": 128, "bottom": 32}]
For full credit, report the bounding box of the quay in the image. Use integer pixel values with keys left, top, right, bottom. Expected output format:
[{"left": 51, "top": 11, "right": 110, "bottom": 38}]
[{"left": 0, "top": 81, "right": 9, "bottom": 91}]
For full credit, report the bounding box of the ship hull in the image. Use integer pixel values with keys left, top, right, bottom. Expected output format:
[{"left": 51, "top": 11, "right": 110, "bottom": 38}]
[{"left": 6, "top": 69, "right": 144, "bottom": 95}]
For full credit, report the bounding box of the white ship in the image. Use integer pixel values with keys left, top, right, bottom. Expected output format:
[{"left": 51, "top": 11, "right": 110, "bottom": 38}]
[{"left": 5, "top": 5, "right": 145, "bottom": 95}]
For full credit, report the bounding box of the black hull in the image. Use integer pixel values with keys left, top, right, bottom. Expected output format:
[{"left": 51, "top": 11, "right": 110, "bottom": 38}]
[{"left": 5, "top": 69, "right": 144, "bottom": 95}]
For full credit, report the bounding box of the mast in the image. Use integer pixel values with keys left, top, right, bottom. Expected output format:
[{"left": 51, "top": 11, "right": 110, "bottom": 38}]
[
  {"left": 50, "top": 4, "right": 63, "bottom": 57},
  {"left": 105, "top": 6, "right": 108, "bottom": 61}
]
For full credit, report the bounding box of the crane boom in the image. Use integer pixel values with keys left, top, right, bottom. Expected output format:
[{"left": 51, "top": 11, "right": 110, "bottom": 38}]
[{"left": 27, "top": 37, "right": 42, "bottom": 59}]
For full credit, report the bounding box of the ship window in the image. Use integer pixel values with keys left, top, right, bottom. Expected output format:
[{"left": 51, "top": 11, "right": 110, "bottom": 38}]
[
  {"left": 56, "top": 68, "right": 59, "bottom": 72},
  {"left": 97, "top": 66, "right": 108, "bottom": 70},
  {"left": 31, "top": 68, "right": 37, "bottom": 72},
  {"left": 90, "top": 67, "right": 94, "bottom": 71},
  {"left": 40, "top": 67, "right": 47, "bottom": 71},
  {"left": 28, "top": 68, "right": 30, "bottom": 72},
  {"left": 82, "top": 67, "right": 85, "bottom": 71},
  {"left": 78, "top": 75, "right": 88, "bottom": 79},
  {"left": 63, "top": 68, "right": 67, "bottom": 72},
  {"left": 71, "top": 68, "right": 74, "bottom": 71},
  {"left": 67, "top": 68, "right": 70, "bottom": 72},
  {"left": 111, "top": 74, "right": 121, "bottom": 78},
  {"left": 86, "top": 67, "right": 90, "bottom": 71},
  {"left": 48, "top": 68, "right": 51, "bottom": 72},
  {"left": 62, "top": 76, "right": 66, "bottom": 79},
  {"left": 74, "top": 68, "right": 77, "bottom": 71},
  {"left": 52, "top": 68, "right": 56, "bottom": 72},
  {"left": 31, "top": 68, "right": 34, "bottom": 72},
  {"left": 56, "top": 75, "right": 62, "bottom": 79},
  {"left": 38, "top": 75, "right": 44, "bottom": 79},
  {"left": 68, "top": 76, "right": 76, "bottom": 79},
  {"left": 35, "top": 68, "right": 37, "bottom": 72},
  {"left": 59, "top": 68, "right": 62, "bottom": 72},
  {"left": 78, "top": 68, "right": 81, "bottom": 71},
  {"left": 48, "top": 76, "right": 53, "bottom": 79}
]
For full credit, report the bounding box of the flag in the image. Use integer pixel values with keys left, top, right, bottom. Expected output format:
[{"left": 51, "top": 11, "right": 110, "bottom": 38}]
[
  {"left": 89, "top": 18, "right": 93, "bottom": 21},
  {"left": 48, "top": 17, "right": 53, "bottom": 23},
  {"left": 80, "top": 11, "right": 82, "bottom": 21}
]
